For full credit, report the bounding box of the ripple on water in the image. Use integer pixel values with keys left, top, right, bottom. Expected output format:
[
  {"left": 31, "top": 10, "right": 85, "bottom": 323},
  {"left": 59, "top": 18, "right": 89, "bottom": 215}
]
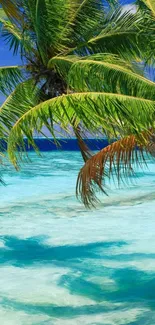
[{"left": 0, "top": 152, "right": 155, "bottom": 324}]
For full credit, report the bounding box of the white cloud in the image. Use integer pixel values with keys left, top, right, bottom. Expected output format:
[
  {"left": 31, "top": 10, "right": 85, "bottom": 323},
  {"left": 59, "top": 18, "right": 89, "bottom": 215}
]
[{"left": 121, "top": 4, "right": 137, "bottom": 14}]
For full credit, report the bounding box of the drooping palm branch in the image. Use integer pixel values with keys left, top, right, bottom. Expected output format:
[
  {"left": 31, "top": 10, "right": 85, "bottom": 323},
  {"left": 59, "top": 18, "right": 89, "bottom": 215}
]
[
  {"left": 76, "top": 133, "right": 155, "bottom": 207},
  {"left": 5, "top": 92, "right": 155, "bottom": 167}
]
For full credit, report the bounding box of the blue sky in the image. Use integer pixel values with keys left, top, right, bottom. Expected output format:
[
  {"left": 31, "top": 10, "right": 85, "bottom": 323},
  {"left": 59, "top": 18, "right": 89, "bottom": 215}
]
[
  {"left": 0, "top": 41, "right": 20, "bottom": 66},
  {"left": 0, "top": 38, "right": 21, "bottom": 103}
]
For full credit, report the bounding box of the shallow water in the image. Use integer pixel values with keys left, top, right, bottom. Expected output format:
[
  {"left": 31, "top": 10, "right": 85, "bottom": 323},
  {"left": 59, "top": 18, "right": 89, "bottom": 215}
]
[{"left": 0, "top": 151, "right": 155, "bottom": 325}]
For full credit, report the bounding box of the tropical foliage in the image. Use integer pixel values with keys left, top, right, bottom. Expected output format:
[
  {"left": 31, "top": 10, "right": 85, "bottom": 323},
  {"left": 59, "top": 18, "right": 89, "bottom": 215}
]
[{"left": 0, "top": 0, "right": 155, "bottom": 207}]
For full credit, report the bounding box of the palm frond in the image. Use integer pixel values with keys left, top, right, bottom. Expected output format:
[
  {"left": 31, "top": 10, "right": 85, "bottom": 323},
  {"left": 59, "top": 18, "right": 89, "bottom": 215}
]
[
  {"left": 76, "top": 133, "right": 155, "bottom": 207},
  {"left": 72, "top": 8, "right": 144, "bottom": 58},
  {"left": 138, "top": 0, "right": 155, "bottom": 64},
  {"left": 0, "top": 18, "right": 34, "bottom": 56},
  {"left": 6, "top": 91, "right": 155, "bottom": 167},
  {"left": 48, "top": 55, "right": 79, "bottom": 79},
  {"left": 142, "top": 0, "right": 155, "bottom": 16},
  {"left": 0, "top": 79, "right": 40, "bottom": 137},
  {"left": 80, "top": 53, "right": 137, "bottom": 70},
  {"left": 62, "top": 0, "right": 105, "bottom": 50},
  {"left": 0, "top": 0, "right": 22, "bottom": 24},
  {"left": 0, "top": 66, "right": 23, "bottom": 95},
  {"left": 68, "top": 59, "right": 155, "bottom": 98},
  {"left": 49, "top": 53, "right": 138, "bottom": 78},
  {"left": 26, "top": 0, "right": 73, "bottom": 63},
  {"left": 0, "top": 19, "right": 23, "bottom": 55}
]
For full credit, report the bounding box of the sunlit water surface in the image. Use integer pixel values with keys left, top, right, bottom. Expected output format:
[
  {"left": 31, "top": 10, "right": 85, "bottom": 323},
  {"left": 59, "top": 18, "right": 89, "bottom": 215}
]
[{"left": 0, "top": 151, "right": 155, "bottom": 325}]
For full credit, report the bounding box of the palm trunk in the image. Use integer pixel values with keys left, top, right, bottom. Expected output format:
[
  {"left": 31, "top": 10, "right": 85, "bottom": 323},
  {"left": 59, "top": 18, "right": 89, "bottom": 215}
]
[{"left": 73, "top": 124, "right": 92, "bottom": 163}]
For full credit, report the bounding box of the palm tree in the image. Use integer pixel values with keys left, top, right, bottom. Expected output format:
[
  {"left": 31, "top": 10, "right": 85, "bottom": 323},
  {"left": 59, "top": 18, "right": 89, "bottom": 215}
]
[{"left": 0, "top": 0, "right": 155, "bottom": 207}]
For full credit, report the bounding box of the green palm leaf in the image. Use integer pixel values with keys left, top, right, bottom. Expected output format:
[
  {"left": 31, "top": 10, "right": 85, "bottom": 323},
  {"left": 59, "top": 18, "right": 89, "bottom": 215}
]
[
  {"left": 142, "top": 0, "right": 155, "bottom": 16},
  {"left": 26, "top": 0, "right": 73, "bottom": 63},
  {"left": 48, "top": 53, "right": 138, "bottom": 78},
  {"left": 68, "top": 59, "right": 155, "bottom": 98},
  {"left": 0, "top": 0, "right": 22, "bottom": 24},
  {"left": 0, "top": 19, "right": 23, "bottom": 55},
  {"left": 48, "top": 55, "right": 79, "bottom": 79},
  {"left": 66, "top": 8, "right": 144, "bottom": 58},
  {"left": 0, "top": 66, "right": 23, "bottom": 95},
  {"left": 0, "top": 80, "right": 40, "bottom": 136},
  {"left": 61, "top": 0, "right": 105, "bottom": 49},
  {"left": 6, "top": 92, "right": 155, "bottom": 166}
]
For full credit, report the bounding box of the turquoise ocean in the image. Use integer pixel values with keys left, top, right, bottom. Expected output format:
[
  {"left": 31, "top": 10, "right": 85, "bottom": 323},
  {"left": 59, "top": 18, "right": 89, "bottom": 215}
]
[{"left": 0, "top": 151, "right": 155, "bottom": 324}]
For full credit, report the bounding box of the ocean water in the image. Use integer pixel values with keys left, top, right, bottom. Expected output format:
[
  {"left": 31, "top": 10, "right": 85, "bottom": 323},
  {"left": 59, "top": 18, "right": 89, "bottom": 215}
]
[{"left": 0, "top": 151, "right": 155, "bottom": 325}]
